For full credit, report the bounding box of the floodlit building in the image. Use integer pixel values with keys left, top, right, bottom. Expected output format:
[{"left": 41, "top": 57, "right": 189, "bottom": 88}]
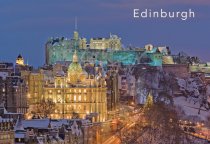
[
  {"left": 106, "top": 65, "right": 119, "bottom": 111},
  {"left": 189, "top": 62, "right": 210, "bottom": 83},
  {"left": 16, "top": 54, "right": 24, "bottom": 66},
  {"left": 28, "top": 51, "right": 107, "bottom": 122},
  {"left": 45, "top": 31, "right": 141, "bottom": 66},
  {"left": 90, "top": 34, "right": 121, "bottom": 50},
  {"left": 0, "top": 117, "right": 14, "bottom": 144},
  {"left": 0, "top": 73, "right": 28, "bottom": 114},
  {"left": 27, "top": 71, "right": 44, "bottom": 105}
]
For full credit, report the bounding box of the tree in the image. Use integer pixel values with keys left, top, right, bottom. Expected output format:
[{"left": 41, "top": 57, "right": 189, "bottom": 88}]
[
  {"left": 116, "top": 102, "right": 193, "bottom": 144},
  {"left": 139, "top": 102, "right": 192, "bottom": 144},
  {"left": 207, "top": 116, "right": 210, "bottom": 128},
  {"left": 32, "top": 98, "right": 56, "bottom": 118},
  {"left": 144, "top": 92, "right": 153, "bottom": 110},
  {"left": 72, "top": 111, "right": 79, "bottom": 119}
]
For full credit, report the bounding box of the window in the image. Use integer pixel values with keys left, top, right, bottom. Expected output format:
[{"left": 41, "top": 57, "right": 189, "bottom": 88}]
[
  {"left": 58, "top": 80, "right": 61, "bottom": 86},
  {"left": 74, "top": 95, "right": 76, "bottom": 102}
]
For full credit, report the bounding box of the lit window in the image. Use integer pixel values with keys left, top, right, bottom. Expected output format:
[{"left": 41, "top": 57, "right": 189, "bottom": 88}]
[
  {"left": 84, "top": 89, "right": 86, "bottom": 93},
  {"left": 78, "top": 95, "right": 81, "bottom": 101},
  {"left": 69, "top": 94, "right": 71, "bottom": 101},
  {"left": 74, "top": 95, "right": 76, "bottom": 101}
]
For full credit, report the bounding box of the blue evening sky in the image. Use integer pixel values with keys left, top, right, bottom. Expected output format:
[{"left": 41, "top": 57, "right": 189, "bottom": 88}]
[{"left": 0, "top": 0, "right": 209, "bottom": 67}]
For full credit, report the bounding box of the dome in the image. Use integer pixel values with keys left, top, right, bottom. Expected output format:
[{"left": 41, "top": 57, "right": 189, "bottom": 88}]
[
  {"left": 68, "top": 62, "right": 83, "bottom": 74},
  {"left": 68, "top": 50, "right": 83, "bottom": 83},
  {"left": 68, "top": 50, "right": 82, "bottom": 73}
]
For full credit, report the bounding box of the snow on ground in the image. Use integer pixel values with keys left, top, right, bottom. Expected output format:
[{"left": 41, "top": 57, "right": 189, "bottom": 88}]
[{"left": 173, "top": 96, "right": 210, "bottom": 121}]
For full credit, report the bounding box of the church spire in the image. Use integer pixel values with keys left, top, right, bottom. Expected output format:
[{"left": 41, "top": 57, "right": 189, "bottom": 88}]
[
  {"left": 73, "top": 17, "right": 79, "bottom": 41},
  {"left": 75, "top": 17, "right": 78, "bottom": 31}
]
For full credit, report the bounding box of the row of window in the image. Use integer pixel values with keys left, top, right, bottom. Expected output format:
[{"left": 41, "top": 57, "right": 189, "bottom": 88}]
[
  {"left": 47, "top": 89, "right": 106, "bottom": 93},
  {"left": 0, "top": 134, "right": 13, "bottom": 140}
]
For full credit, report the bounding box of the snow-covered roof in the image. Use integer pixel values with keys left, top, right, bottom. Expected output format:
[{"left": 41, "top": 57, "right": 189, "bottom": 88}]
[
  {"left": 71, "top": 120, "right": 82, "bottom": 136},
  {"left": 0, "top": 72, "right": 8, "bottom": 80},
  {"left": 15, "top": 133, "right": 25, "bottom": 138},
  {"left": 15, "top": 116, "right": 25, "bottom": 131},
  {"left": 23, "top": 119, "right": 50, "bottom": 129},
  {"left": 0, "top": 116, "right": 13, "bottom": 122}
]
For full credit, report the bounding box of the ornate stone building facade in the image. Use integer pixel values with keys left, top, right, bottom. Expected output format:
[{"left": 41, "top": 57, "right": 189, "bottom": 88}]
[
  {"left": 45, "top": 31, "right": 142, "bottom": 66},
  {"left": 90, "top": 34, "right": 121, "bottom": 50},
  {"left": 0, "top": 69, "right": 28, "bottom": 114},
  {"left": 28, "top": 52, "right": 107, "bottom": 122},
  {"left": 0, "top": 117, "right": 14, "bottom": 144}
]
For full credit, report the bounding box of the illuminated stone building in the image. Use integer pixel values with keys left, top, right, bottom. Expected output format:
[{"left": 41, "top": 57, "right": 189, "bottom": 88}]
[
  {"left": 16, "top": 54, "right": 24, "bottom": 66},
  {"left": 189, "top": 62, "right": 210, "bottom": 82},
  {"left": 3, "top": 74, "right": 28, "bottom": 114},
  {"left": 45, "top": 31, "right": 142, "bottom": 66},
  {"left": 106, "top": 64, "right": 120, "bottom": 111},
  {"left": 0, "top": 62, "right": 13, "bottom": 74},
  {"left": 0, "top": 117, "right": 14, "bottom": 144},
  {"left": 45, "top": 31, "right": 170, "bottom": 67},
  {"left": 27, "top": 71, "right": 44, "bottom": 105},
  {"left": 28, "top": 51, "right": 107, "bottom": 122},
  {"left": 0, "top": 58, "right": 30, "bottom": 114},
  {"left": 45, "top": 30, "right": 86, "bottom": 65},
  {"left": 0, "top": 71, "right": 28, "bottom": 114},
  {"left": 15, "top": 54, "right": 32, "bottom": 70},
  {"left": 90, "top": 34, "right": 121, "bottom": 50}
]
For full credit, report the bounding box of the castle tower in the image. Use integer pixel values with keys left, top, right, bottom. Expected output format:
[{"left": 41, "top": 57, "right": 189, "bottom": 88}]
[{"left": 16, "top": 54, "right": 24, "bottom": 65}]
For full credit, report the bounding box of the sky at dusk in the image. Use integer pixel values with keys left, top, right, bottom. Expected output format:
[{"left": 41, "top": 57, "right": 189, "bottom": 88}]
[{"left": 0, "top": 0, "right": 210, "bottom": 67}]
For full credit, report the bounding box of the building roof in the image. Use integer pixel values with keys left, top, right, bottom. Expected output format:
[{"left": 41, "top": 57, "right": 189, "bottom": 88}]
[
  {"left": 17, "top": 54, "right": 23, "bottom": 59},
  {"left": 68, "top": 51, "right": 84, "bottom": 79},
  {"left": 68, "top": 62, "right": 82, "bottom": 73},
  {"left": 15, "top": 133, "right": 25, "bottom": 138},
  {"left": 15, "top": 116, "right": 25, "bottom": 131},
  {"left": 22, "top": 119, "right": 50, "bottom": 129}
]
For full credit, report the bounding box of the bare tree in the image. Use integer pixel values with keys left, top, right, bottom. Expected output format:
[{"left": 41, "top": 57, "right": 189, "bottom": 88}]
[
  {"left": 138, "top": 102, "right": 192, "bottom": 144},
  {"left": 32, "top": 98, "right": 56, "bottom": 118},
  {"left": 117, "top": 102, "right": 193, "bottom": 144}
]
